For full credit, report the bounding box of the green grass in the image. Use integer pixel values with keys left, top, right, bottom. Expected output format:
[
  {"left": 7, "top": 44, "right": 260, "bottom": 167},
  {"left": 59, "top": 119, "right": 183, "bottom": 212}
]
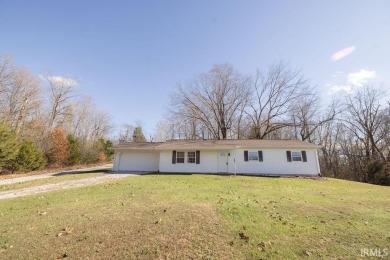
[{"left": 0, "top": 174, "right": 389, "bottom": 259}]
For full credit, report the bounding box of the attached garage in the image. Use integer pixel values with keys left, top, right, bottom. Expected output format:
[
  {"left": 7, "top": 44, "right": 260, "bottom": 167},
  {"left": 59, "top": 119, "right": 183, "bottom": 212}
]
[{"left": 113, "top": 143, "right": 161, "bottom": 172}]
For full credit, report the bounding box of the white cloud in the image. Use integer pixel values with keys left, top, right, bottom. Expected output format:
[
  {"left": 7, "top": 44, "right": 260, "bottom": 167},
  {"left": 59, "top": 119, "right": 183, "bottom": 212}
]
[
  {"left": 347, "top": 69, "right": 376, "bottom": 87},
  {"left": 39, "top": 74, "right": 78, "bottom": 86},
  {"left": 328, "top": 85, "right": 353, "bottom": 95},
  {"left": 331, "top": 46, "right": 356, "bottom": 61},
  {"left": 327, "top": 69, "right": 376, "bottom": 95}
]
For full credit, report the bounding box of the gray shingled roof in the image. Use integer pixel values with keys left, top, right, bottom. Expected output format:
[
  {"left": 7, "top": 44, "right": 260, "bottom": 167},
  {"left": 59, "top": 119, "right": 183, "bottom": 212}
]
[
  {"left": 114, "top": 139, "right": 320, "bottom": 150},
  {"left": 114, "top": 142, "right": 163, "bottom": 150}
]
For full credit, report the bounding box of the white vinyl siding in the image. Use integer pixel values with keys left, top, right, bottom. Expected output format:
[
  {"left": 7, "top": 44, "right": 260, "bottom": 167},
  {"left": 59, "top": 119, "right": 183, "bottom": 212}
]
[
  {"left": 228, "top": 149, "right": 318, "bottom": 175},
  {"left": 114, "top": 148, "right": 319, "bottom": 176},
  {"left": 160, "top": 150, "right": 218, "bottom": 173}
]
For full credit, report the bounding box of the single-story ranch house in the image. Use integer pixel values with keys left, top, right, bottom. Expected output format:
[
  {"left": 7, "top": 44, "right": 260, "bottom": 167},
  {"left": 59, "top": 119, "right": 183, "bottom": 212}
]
[{"left": 113, "top": 139, "right": 321, "bottom": 176}]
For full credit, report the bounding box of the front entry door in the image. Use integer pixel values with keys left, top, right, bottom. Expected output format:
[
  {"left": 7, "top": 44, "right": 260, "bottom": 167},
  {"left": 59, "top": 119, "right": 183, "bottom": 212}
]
[{"left": 218, "top": 151, "right": 228, "bottom": 173}]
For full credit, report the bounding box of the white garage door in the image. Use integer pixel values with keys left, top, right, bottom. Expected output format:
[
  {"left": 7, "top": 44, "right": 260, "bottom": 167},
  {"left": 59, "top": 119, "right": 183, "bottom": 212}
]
[{"left": 117, "top": 151, "right": 159, "bottom": 172}]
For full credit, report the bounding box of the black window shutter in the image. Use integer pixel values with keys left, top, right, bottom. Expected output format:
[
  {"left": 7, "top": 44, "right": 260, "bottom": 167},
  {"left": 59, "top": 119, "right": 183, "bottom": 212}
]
[
  {"left": 302, "top": 151, "right": 307, "bottom": 162},
  {"left": 258, "top": 151, "right": 263, "bottom": 162},
  {"left": 286, "top": 151, "right": 292, "bottom": 162},
  {"left": 244, "top": 150, "right": 248, "bottom": 161},
  {"left": 172, "top": 150, "right": 176, "bottom": 164},
  {"left": 196, "top": 151, "right": 200, "bottom": 164}
]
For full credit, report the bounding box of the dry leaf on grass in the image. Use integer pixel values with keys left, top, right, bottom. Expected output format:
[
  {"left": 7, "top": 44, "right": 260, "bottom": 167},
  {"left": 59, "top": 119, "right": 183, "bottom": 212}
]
[{"left": 239, "top": 232, "right": 249, "bottom": 241}]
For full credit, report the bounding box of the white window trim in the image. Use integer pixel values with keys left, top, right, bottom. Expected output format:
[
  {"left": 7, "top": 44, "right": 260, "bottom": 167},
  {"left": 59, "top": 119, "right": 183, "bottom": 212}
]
[
  {"left": 187, "top": 151, "right": 196, "bottom": 163},
  {"left": 176, "top": 151, "right": 185, "bottom": 163},
  {"left": 291, "top": 151, "right": 302, "bottom": 162},
  {"left": 248, "top": 151, "right": 259, "bottom": 161}
]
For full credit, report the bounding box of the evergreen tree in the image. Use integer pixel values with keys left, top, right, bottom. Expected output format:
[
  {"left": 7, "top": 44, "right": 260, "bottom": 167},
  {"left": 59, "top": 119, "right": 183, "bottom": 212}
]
[
  {"left": 81, "top": 142, "right": 100, "bottom": 164},
  {"left": 67, "top": 134, "right": 81, "bottom": 165},
  {"left": 104, "top": 139, "right": 114, "bottom": 158},
  {"left": 98, "top": 137, "right": 114, "bottom": 160},
  {"left": 132, "top": 126, "right": 146, "bottom": 142},
  {"left": 0, "top": 122, "right": 20, "bottom": 172},
  {"left": 7, "top": 139, "right": 46, "bottom": 172}
]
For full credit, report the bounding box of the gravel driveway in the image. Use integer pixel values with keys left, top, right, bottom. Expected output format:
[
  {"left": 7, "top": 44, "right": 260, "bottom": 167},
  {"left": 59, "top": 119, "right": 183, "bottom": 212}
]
[
  {"left": 0, "top": 164, "right": 113, "bottom": 186},
  {"left": 0, "top": 165, "right": 140, "bottom": 200}
]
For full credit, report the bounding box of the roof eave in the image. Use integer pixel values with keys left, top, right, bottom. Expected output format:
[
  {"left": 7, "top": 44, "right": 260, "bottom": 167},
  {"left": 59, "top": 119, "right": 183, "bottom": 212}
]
[{"left": 158, "top": 145, "right": 321, "bottom": 150}]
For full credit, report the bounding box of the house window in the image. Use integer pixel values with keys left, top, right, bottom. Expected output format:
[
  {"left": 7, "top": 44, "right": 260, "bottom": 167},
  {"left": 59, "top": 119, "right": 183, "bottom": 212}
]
[
  {"left": 244, "top": 150, "right": 263, "bottom": 162},
  {"left": 248, "top": 151, "right": 258, "bottom": 161},
  {"left": 177, "top": 152, "right": 185, "bottom": 163},
  {"left": 187, "top": 152, "right": 196, "bottom": 163},
  {"left": 292, "top": 151, "right": 302, "bottom": 161}
]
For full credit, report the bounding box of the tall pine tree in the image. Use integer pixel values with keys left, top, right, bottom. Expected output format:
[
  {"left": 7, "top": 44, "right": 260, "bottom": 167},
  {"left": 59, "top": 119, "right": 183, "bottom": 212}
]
[
  {"left": 7, "top": 139, "right": 46, "bottom": 172},
  {"left": 132, "top": 126, "right": 146, "bottom": 142},
  {"left": 0, "top": 122, "right": 20, "bottom": 172},
  {"left": 67, "top": 134, "right": 81, "bottom": 165}
]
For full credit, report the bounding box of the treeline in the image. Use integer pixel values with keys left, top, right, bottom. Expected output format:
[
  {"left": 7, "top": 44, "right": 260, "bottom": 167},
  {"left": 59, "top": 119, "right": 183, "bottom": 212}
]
[
  {"left": 2, "top": 54, "right": 389, "bottom": 185},
  {"left": 153, "top": 63, "right": 390, "bottom": 185},
  {"left": 0, "top": 55, "right": 113, "bottom": 174}
]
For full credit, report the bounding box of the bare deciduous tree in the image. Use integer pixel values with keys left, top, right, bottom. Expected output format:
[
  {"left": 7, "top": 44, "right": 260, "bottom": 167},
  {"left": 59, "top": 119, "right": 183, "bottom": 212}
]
[
  {"left": 316, "top": 86, "right": 389, "bottom": 183},
  {"left": 0, "top": 55, "right": 14, "bottom": 96},
  {"left": 61, "top": 96, "right": 113, "bottom": 142},
  {"left": 316, "top": 119, "right": 345, "bottom": 178},
  {"left": 42, "top": 74, "right": 77, "bottom": 130},
  {"left": 117, "top": 124, "right": 135, "bottom": 143},
  {"left": 2, "top": 69, "right": 43, "bottom": 134},
  {"left": 245, "top": 62, "right": 310, "bottom": 139},
  {"left": 381, "top": 102, "right": 390, "bottom": 161},
  {"left": 344, "top": 86, "right": 387, "bottom": 161},
  {"left": 290, "top": 95, "right": 338, "bottom": 142},
  {"left": 153, "top": 119, "right": 175, "bottom": 142},
  {"left": 170, "top": 63, "right": 251, "bottom": 139},
  {"left": 89, "top": 109, "right": 112, "bottom": 141}
]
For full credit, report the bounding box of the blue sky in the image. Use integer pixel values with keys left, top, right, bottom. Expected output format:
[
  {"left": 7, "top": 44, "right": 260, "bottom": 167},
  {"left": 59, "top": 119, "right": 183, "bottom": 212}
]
[{"left": 1, "top": 1, "right": 389, "bottom": 136}]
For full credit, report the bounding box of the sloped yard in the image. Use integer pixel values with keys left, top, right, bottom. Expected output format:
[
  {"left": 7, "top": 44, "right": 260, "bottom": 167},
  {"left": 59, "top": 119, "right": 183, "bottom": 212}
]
[{"left": 0, "top": 174, "right": 389, "bottom": 259}]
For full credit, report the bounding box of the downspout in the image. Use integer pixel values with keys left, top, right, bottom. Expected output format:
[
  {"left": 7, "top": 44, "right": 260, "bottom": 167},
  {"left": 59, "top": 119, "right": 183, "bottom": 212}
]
[
  {"left": 116, "top": 152, "right": 122, "bottom": 171},
  {"left": 234, "top": 158, "right": 236, "bottom": 176},
  {"left": 158, "top": 149, "right": 161, "bottom": 172},
  {"left": 315, "top": 149, "right": 321, "bottom": 176}
]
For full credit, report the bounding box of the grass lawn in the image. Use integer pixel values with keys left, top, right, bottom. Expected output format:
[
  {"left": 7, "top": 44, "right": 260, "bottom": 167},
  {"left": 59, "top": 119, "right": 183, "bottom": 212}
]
[{"left": 0, "top": 174, "right": 389, "bottom": 259}]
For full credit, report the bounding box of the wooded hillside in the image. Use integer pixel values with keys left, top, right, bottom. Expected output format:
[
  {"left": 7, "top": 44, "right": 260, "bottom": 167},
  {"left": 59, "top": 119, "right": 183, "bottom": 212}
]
[{"left": 0, "top": 55, "right": 113, "bottom": 173}]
